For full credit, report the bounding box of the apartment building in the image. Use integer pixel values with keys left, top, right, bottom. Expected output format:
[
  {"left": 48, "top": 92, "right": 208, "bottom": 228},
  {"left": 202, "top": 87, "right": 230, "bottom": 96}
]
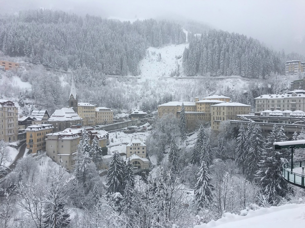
[
  {"left": 26, "top": 124, "right": 54, "bottom": 153},
  {"left": 158, "top": 95, "right": 231, "bottom": 131},
  {"left": 285, "top": 60, "right": 304, "bottom": 75},
  {"left": 95, "top": 107, "right": 113, "bottom": 125},
  {"left": 31, "top": 109, "right": 50, "bottom": 125},
  {"left": 78, "top": 103, "right": 96, "bottom": 126},
  {"left": 255, "top": 90, "right": 305, "bottom": 112},
  {"left": 0, "top": 100, "right": 18, "bottom": 142},
  {"left": 46, "top": 128, "right": 81, "bottom": 171},
  {"left": 211, "top": 102, "right": 251, "bottom": 131},
  {"left": 126, "top": 139, "right": 149, "bottom": 169},
  {"left": 48, "top": 107, "right": 82, "bottom": 132},
  {"left": 0, "top": 60, "right": 19, "bottom": 71}
]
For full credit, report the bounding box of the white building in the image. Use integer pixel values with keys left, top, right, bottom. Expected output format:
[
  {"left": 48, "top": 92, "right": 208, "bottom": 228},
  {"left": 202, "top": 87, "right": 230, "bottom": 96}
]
[
  {"left": 255, "top": 90, "right": 305, "bottom": 112},
  {"left": 48, "top": 107, "right": 82, "bottom": 132},
  {"left": 126, "top": 139, "right": 149, "bottom": 169}
]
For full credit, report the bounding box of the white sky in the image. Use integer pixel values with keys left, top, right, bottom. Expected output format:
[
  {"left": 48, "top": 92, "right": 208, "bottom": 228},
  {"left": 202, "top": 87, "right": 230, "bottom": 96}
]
[{"left": 3, "top": 0, "right": 305, "bottom": 55}]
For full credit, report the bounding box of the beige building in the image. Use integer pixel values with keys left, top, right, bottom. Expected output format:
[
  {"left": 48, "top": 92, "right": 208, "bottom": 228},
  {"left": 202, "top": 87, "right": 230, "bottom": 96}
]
[
  {"left": 31, "top": 109, "right": 50, "bottom": 125},
  {"left": 78, "top": 103, "right": 96, "bottom": 126},
  {"left": 26, "top": 124, "right": 54, "bottom": 153},
  {"left": 126, "top": 139, "right": 149, "bottom": 169},
  {"left": 211, "top": 102, "right": 251, "bottom": 131},
  {"left": 46, "top": 128, "right": 81, "bottom": 171},
  {"left": 48, "top": 107, "right": 82, "bottom": 132},
  {"left": 285, "top": 60, "right": 304, "bottom": 75},
  {"left": 0, "top": 100, "right": 18, "bottom": 142},
  {"left": 255, "top": 90, "right": 305, "bottom": 112},
  {"left": 0, "top": 60, "right": 19, "bottom": 70},
  {"left": 95, "top": 107, "right": 113, "bottom": 125},
  {"left": 158, "top": 95, "right": 230, "bottom": 131}
]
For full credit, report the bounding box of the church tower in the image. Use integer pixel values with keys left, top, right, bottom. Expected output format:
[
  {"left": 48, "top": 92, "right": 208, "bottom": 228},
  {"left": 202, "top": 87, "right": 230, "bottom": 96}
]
[{"left": 68, "top": 75, "right": 78, "bottom": 113}]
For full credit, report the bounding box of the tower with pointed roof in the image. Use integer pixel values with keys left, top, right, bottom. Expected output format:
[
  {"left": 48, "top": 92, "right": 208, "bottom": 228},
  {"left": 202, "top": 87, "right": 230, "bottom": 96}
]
[{"left": 68, "top": 76, "right": 78, "bottom": 113}]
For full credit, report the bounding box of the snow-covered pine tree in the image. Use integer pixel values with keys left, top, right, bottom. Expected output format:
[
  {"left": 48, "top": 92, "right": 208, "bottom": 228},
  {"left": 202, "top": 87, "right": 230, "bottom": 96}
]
[
  {"left": 256, "top": 124, "right": 289, "bottom": 204},
  {"left": 168, "top": 140, "right": 179, "bottom": 174},
  {"left": 191, "top": 125, "right": 206, "bottom": 165},
  {"left": 106, "top": 152, "right": 125, "bottom": 195},
  {"left": 89, "top": 137, "right": 103, "bottom": 169},
  {"left": 235, "top": 124, "right": 247, "bottom": 173},
  {"left": 244, "top": 124, "right": 264, "bottom": 181},
  {"left": 194, "top": 161, "right": 214, "bottom": 211},
  {"left": 292, "top": 131, "right": 298, "bottom": 140},
  {"left": 297, "top": 128, "right": 305, "bottom": 140},
  {"left": 124, "top": 161, "right": 135, "bottom": 190}
]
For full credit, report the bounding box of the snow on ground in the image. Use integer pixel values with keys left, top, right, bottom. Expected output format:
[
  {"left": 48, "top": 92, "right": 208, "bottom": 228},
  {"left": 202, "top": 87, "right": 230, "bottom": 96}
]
[
  {"left": 0, "top": 75, "right": 32, "bottom": 91},
  {"left": 138, "top": 43, "right": 188, "bottom": 80},
  {"left": 4, "top": 146, "right": 18, "bottom": 167},
  {"left": 195, "top": 203, "right": 305, "bottom": 228}
]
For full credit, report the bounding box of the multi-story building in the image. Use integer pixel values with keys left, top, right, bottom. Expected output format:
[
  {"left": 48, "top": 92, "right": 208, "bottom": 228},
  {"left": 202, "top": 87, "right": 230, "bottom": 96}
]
[
  {"left": 0, "top": 60, "right": 19, "bottom": 71},
  {"left": 26, "top": 124, "right": 54, "bottom": 153},
  {"left": 46, "top": 128, "right": 81, "bottom": 171},
  {"left": 285, "top": 60, "right": 304, "bottom": 75},
  {"left": 78, "top": 103, "right": 96, "bottom": 126},
  {"left": 211, "top": 102, "right": 251, "bottom": 131},
  {"left": 48, "top": 108, "right": 82, "bottom": 132},
  {"left": 158, "top": 95, "right": 234, "bottom": 131},
  {"left": 46, "top": 127, "right": 108, "bottom": 170},
  {"left": 255, "top": 90, "right": 305, "bottom": 112},
  {"left": 95, "top": 107, "right": 113, "bottom": 125},
  {"left": 31, "top": 109, "right": 50, "bottom": 125},
  {"left": 0, "top": 100, "right": 18, "bottom": 142},
  {"left": 126, "top": 139, "right": 149, "bottom": 169}
]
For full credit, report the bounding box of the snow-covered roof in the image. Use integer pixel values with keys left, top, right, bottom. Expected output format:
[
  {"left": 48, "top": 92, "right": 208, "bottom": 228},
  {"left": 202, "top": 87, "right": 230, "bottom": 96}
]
[
  {"left": 127, "top": 139, "right": 146, "bottom": 147},
  {"left": 131, "top": 110, "right": 147, "bottom": 115},
  {"left": 211, "top": 102, "right": 250, "bottom": 107},
  {"left": 78, "top": 102, "right": 95, "bottom": 107},
  {"left": 95, "top": 107, "right": 112, "bottom": 112},
  {"left": 203, "top": 95, "right": 230, "bottom": 99},
  {"left": 31, "top": 109, "right": 48, "bottom": 121},
  {"left": 26, "top": 124, "right": 53, "bottom": 131},
  {"left": 196, "top": 100, "right": 224, "bottom": 103},
  {"left": 158, "top": 101, "right": 196, "bottom": 107},
  {"left": 47, "top": 128, "right": 82, "bottom": 136},
  {"left": 48, "top": 108, "right": 82, "bottom": 122},
  {"left": 255, "top": 91, "right": 305, "bottom": 99},
  {"left": 129, "top": 154, "right": 149, "bottom": 163}
]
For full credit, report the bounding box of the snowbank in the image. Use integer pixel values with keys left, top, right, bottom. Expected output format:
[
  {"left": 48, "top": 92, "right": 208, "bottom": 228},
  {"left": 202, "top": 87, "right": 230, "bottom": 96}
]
[
  {"left": 195, "top": 203, "right": 305, "bottom": 228},
  {"left": 4, "top": 146, "right": 18, "bottom": 167}
]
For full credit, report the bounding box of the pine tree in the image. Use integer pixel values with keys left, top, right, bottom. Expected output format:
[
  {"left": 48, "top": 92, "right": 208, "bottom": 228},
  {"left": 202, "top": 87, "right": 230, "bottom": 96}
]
[
  {"left": 297, "top": 128, "right": 305, "bottom": 140},
  {"left": 235, "top": 124, "right": 247, "bottom": 173},
  {"left": 194, "top": 161, "right": 214, "bottom": 211},
  {"left": 106, "top": 152, "right": 125, "bottom": 195},
  {"left": 244, "top": 124, "right": 264, "bottom": 181},
  {"left": 179, "top": 103, "right": 187, "bottom": 141},
  {"left": 89, "top": 137, "right": 103, "bottom": 169},
  {"left": 168, "top": 140, "right": 179, "bottom": 174},
  {"left": 292, "top": 131, "right": 298, "bottom": 140},
  {"left": 191, "top": 125, "right": 206, "bottom": 165},
  {"left": 256, "top": 124, "right": 289, "bottom": 205},
  {"left": 200, "top": 137, "right": 213, "bottom": 167},
  {"left": 124, "top": 161, "right": 135, "bottom": 190}
]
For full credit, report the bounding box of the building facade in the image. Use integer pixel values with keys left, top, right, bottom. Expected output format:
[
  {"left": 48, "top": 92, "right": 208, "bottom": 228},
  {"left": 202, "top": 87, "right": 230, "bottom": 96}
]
[
  {"left": 48, "top": 108, "right": 82, "bottom": 132},
  {"left": 46, "top": 128, "right": 81, "bottom": 171},
  {"left": 126, "top": 139, "right": 149, "bottom": 169},
  {"left": 26, "top": 124, "right": 54, "bottom": 153},
  {"left": 285, "top": 60, "right": 304, "bottom": 75},
  {"left": 95, "top": 107, "right": 113, "bottom": 125},
  {"left": 0, "top": 60, "right": 19, "bottom": 70},
  {"left": 78, "top": 103, "right": 96, "bottom": 126},
  {"left": 0, "top": 100, "right": 18, "bottom": 142},
  {"left": 211, "top": 102, "right": 251, "bottom": 131},
  {"left": 255, "top": 90, "right": 305, "bottom": 112}
]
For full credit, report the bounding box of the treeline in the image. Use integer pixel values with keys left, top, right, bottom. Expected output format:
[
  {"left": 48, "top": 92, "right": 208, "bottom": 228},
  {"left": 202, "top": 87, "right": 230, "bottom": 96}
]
[
  {"left": 183, "top": 30, "right": 285, "bottom": 78},
  {"left": 0, "top": 10, "right": 185, "bottom": 75}
]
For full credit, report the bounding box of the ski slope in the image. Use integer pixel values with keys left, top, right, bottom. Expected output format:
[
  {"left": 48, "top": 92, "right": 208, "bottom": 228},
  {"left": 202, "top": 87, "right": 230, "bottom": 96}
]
[{"left": 195, "top": 203, "right": 305, "bottom": 228}]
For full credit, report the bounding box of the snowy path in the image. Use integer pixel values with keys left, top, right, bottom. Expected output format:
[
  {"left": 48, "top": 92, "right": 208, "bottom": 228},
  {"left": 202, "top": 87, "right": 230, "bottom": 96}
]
[{"left": 195, "top": 204, "right": 305, "bottom": 228}]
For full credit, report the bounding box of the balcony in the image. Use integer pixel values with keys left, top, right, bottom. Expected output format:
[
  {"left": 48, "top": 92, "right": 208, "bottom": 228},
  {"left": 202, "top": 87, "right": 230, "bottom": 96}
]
[{"left": 282, "top": 161, "right": 305, "bottom": 188}]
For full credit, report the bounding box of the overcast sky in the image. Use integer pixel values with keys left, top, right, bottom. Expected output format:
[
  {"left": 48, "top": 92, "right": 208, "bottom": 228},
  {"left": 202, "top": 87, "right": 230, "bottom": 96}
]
[{"left": 3, "top": 0, "right": 305, "bottom": 55}]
